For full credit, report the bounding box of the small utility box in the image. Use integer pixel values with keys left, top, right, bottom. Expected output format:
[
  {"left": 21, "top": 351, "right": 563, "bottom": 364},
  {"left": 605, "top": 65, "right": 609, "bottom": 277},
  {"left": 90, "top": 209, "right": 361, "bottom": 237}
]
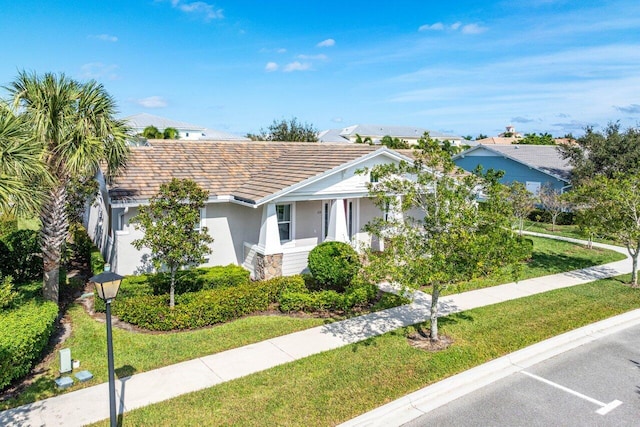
[{"left": 59, "top": 348, "right": 72, "bottom": 374}]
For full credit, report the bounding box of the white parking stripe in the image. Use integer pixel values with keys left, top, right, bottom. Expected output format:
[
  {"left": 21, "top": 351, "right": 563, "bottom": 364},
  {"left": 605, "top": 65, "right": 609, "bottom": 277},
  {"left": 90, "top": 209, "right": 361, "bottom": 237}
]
[{"left": 520, "top": 371, "right": 622, "bottom": 415}]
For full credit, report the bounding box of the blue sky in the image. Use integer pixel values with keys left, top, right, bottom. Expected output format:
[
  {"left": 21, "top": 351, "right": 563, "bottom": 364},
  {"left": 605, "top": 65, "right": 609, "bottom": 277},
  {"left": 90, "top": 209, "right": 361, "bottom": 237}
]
[{"left": 2, "top": 0, "right": 639, "bottom": 137}]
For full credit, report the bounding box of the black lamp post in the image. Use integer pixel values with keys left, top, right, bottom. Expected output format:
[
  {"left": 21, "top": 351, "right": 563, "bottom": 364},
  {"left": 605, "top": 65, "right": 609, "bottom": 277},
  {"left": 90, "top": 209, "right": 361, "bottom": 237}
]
[{"left": 90, "top": 265, "right": 124, "bottom": 427}]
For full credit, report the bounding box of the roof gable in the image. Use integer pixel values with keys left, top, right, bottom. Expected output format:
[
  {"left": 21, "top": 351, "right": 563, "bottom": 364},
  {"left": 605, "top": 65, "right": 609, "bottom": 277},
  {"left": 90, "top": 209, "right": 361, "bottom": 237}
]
[{"left": 453, "top": 144, "right": 572, "bottom": 182}]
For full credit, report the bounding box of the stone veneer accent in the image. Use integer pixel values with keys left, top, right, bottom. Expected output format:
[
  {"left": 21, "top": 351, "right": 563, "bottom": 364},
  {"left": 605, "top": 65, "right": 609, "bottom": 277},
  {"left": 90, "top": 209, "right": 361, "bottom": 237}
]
[{"left": 255, "top": 253, "right": 283, "bottom": 280}]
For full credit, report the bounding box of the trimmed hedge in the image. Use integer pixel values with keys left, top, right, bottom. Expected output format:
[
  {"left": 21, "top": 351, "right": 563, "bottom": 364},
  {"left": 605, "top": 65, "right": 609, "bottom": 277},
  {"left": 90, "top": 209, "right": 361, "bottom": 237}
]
[
  {"left": 149, "top": 265, "right": 250, "bottom": 295},
  {"left": 278, "top": 282, "right": 377, "bottom": 313},
  {"left": 109, "top": 275, "right": 304, "bottom": 331},
  {"left": 307, "top": 241, "right": 361, "bottom": 292},
  {"left": 0, "top": 299, "right": 58, "bottom": 390}
]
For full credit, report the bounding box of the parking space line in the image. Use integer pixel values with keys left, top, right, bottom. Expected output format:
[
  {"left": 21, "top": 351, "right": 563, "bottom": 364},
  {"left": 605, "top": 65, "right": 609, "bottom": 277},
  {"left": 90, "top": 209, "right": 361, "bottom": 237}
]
[{"left": 520, "top": 371, "right": 622, "bottom": 415}]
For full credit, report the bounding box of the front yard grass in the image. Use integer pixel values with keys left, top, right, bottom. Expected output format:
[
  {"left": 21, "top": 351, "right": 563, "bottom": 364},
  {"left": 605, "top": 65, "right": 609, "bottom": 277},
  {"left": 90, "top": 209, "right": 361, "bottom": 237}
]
[
  {"left": 448, "top": 235, "right": 626, "bottom": 295},
  {"left": 91, "top": 276, "right": 640, "bottom": 426},
  {"left": 0, "top": 307, "right": 327, "bottom": 410},
  {"left": 522, "top": 220, "right": 618, "bottom": 245}
]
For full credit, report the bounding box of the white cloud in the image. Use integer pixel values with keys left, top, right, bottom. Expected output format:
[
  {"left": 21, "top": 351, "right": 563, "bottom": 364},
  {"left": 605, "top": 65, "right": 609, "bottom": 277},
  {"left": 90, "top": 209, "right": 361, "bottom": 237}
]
[
  {"left": 511, "top": 116, "right": 536, "bottom": 123},
  {"left": 89, "top": 34, "right": 118, "bottom": 42},
  {"left": 283, "top": 61, "right": 311, "bottom": 72},
  {"left": 614, "top": 104, "right": 640, "bottom": 114},
  {"left": 332, "top": 117, "right": 344, "bottom": 123},
  {"left": 265, "top": 62, "right": 279, "bottom": 72},
  {"left": 297, "top": 54, "right": 328, "bottom": 60},
  {"left": 451, "top": 21, "right": 462, "bottom": 30},
  {"left": 462, "top": 23, "right": 488, "bottom": 34},
  {"left": 418, "top": 22, "right": 444, "bottom": 31},
  {"left": 277, "top": 48, "right": 287, "bottom": 54},
  {"left": 168, "top": 0, "right": 223, "bottom": 21},
  {"left": 316, "top": 38, "right": 335, "bottom": 48},
  {"left": 136, "top": 96, "right": 168, "bottom": 108},
  {"left": 80, "top": 63, "right": 118, "bottom": 80}
]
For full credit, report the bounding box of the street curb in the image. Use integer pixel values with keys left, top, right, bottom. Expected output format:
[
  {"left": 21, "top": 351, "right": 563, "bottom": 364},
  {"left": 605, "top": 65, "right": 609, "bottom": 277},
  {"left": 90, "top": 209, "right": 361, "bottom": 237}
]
[{"left": 340, "top": 308, "right": 640, "bottom": 427}]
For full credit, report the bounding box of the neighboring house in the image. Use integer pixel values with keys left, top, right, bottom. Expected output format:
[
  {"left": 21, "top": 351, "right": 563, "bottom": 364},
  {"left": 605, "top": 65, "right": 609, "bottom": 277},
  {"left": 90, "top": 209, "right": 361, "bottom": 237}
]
[
  {"left": 319, "top": 124, "right": 464, "bottom": 146},
  {"left": 452, "top": 144, "right": 572, "bottom": 194},
  {"left": 123, "top": 113, "right": 249, "bottom": 141},
  {"left": 85, "top": 140, "right": 412, "bottom": 279}
]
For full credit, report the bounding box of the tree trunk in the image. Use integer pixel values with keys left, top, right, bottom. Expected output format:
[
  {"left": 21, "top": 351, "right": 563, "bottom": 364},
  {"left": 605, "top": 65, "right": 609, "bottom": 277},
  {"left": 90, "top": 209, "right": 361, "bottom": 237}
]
[
  {"left": 631, "top": 251, "right": 638, "bottom": 288},
  {"left": 429, "top": 286, "right": 440, "bottom": 342},
  {"left": 40, "top": 184, "right": 69, "bottom": 303},
  {"left": 170, "top": 268, "right": 176, "bottom": 308}
]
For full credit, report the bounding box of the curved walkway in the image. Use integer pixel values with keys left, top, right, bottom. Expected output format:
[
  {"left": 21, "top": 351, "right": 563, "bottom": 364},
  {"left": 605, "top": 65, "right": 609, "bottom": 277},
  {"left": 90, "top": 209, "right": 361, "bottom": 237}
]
[{"left": 0, "top": 233, "right": 634, "bottom": 427}]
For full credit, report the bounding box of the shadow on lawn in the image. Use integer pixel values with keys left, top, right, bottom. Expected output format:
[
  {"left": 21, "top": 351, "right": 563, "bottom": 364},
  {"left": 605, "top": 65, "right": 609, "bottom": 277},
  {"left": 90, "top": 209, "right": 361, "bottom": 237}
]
[
  {"left": 526, "top": 251, "right": 608, "bottom": 273},
  {"left": 318, "top": 295, "right": 471, "bottom": 349}
]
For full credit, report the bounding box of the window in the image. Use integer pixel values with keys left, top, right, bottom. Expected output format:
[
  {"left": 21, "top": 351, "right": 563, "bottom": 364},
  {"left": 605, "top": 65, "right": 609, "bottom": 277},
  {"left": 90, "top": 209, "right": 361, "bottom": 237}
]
[
  {"left": 323, "top": 201, "right": 331, "bottom": 238},
  {"left": 194, "top": 208, "right": 205, "bottom": 231},
  {"left": 276, "top": 204, "right": 291, "bottom": 242}
]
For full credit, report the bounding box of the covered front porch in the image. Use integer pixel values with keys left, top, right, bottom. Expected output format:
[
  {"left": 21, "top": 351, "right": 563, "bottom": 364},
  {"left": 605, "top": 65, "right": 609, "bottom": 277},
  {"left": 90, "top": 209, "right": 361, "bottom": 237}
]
[{"left": 242, "top": 197, "right": 383, "bottom": 280}]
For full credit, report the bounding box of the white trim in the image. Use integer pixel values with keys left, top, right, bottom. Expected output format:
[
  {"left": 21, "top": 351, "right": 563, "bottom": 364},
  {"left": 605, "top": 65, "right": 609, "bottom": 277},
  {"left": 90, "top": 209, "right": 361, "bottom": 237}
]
[{"left": 254, "top": 148, "right": 414, "bottom": 206}]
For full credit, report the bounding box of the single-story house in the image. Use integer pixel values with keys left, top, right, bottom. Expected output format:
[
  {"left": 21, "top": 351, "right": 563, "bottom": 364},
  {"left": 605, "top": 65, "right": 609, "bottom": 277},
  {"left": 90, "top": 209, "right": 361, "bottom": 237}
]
[
  {"left": 318, "top": 124, "right": 464, "bottom": 146},
  {"left": 85, "top": 140, "right": 413, "bottom": 279},
  {"left": 452, "top": 144, "right": 572, "bottom": 194},
  {"left": 123, "top": 113, "right": 249, "bottom": 141}
]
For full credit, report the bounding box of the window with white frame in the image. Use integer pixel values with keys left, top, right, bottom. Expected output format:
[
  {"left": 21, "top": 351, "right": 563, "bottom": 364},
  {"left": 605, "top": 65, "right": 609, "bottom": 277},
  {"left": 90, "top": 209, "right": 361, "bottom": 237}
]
[{"left": 276, "top": 204, "right": 291, "bottom": 242}]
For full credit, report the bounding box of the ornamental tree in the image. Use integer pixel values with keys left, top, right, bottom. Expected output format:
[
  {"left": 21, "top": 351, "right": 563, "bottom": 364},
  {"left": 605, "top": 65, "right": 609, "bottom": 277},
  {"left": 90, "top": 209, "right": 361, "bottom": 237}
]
[
  {"left": 538, "top": 183, "right": 569, "bottom": 231},
  {"left": 572, "top": 174, "right": 640, "bottom": 286},
  {"left": 362, "top": 134, "right": 529, "bottom": 342},
  {"left": 132, "top": 178, "right": 214, "bottom": 308}
]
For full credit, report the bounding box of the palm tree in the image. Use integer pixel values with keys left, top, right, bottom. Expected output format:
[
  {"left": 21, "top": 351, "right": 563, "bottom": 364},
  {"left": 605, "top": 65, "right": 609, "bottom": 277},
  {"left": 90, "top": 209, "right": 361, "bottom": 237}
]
[
  {"left": 0, "top": 102, "right": 49, "bottom": 216},
  {"left": 8, "top": 71, "right": 130, "bottom": 303}
]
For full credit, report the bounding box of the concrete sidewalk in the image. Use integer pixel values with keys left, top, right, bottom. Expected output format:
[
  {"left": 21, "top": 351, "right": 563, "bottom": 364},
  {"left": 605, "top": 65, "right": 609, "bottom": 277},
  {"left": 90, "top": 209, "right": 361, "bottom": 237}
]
[{"left": 0, "top": 234, "right": 633, "bottom": 427}]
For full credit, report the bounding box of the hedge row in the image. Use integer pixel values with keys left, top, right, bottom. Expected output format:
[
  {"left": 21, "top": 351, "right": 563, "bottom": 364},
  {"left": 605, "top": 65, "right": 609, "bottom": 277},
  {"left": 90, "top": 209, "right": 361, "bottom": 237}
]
[
  {"left": 279, "top": 283, "right": 377, "bottom": 313},
  {"left": 109, "top": 276, "right": 304, "bottom": 331},
  {"left": 0, "top": 299, "right": 58, "bottom": 390},
  {"left": 528, "top": 208, "right": 575, "bottom": 225},
  {"left": 148, "top": 265, "right": 250, "bottom": 295}
]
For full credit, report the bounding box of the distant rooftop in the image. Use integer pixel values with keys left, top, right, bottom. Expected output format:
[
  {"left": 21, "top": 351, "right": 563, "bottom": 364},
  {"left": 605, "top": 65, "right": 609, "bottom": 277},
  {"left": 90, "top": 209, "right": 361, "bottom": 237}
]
[
  {"left": 317, "top": 129, "right": 350, "bottom": 143},
  {"left": 123, "top": 113, "right": 249, "bottom": 141},
  {"left": 123, "top": 113, "right": 204, "bottom": 131},
  {"left": 339, "top": 124, "right": 462, "bottom": 140}
]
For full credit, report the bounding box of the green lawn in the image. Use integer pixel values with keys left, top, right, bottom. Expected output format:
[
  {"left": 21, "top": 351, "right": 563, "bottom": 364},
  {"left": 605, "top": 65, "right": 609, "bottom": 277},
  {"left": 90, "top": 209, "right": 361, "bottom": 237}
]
[
  {"left": 522, "top": 220, "right": 618, "bottom": 245},
  {"left": 88, "top": 277, "right": 640, "bottom": 426},
  {"left": 0, "top": 236, "right": 626, "bottom": 410},
  {"left": 448, "top": 235, "right": 626, "bottom": 295},
  {"left": 0, "top": 307, "right": 326, "bottom": 410}
]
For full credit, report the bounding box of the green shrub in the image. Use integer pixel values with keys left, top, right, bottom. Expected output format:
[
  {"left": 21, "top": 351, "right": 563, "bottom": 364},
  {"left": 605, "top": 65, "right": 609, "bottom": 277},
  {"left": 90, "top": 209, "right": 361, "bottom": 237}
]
[
  {"left": 0, "top": 276, "right": 17, "bottom": 309},
  {"left": 108, "top": 275, "right": 300, "bottom": 331},
  {"left": 307, "top": 241, "right": 361, "bottom": 292},
  {"left": 0, "top": 299, "right": 58, "bottom": 390},
  {"left": 149, "top": 265, "right": 251, "bottom": 295},
  {"left": 278, "top": 282, "right": 378, "bottom": 313},
  {"left": 528, "top": 208, "right": 575, "bottom": 225},
  {"left": 0, "top": 215, "right": 18, "bottom": 238},
  {"left": 0, "top": 229, "right": 42, "bottom": 283}
]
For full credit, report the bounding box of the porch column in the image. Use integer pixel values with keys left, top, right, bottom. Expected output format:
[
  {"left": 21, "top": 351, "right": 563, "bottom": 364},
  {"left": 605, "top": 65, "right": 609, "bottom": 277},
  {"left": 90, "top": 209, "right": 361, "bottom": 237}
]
[
  {"left": 378, "top": 196, "right": 404, "bottom": 252},
  {"left": 256, "top": 203, "right": 283, "bottom": 280},
  {"left": 326, "top": 198, "right": 349, "bottom": 243}
]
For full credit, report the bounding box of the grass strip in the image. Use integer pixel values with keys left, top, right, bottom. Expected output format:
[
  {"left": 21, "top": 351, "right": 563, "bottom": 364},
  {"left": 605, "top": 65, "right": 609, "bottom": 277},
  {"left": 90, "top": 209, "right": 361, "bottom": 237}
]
[
  {"left": 448, "top": 235, "right": 625, "bottom": 295},
  {"left": 93, "top": 276, "right": 640, "bottom": 426}
]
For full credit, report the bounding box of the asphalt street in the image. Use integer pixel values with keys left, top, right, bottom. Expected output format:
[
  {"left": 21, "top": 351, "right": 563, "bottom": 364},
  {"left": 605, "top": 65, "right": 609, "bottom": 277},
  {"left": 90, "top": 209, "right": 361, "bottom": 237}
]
[{"left": 404, "top": 323, "right": 640, "bottom": 427}]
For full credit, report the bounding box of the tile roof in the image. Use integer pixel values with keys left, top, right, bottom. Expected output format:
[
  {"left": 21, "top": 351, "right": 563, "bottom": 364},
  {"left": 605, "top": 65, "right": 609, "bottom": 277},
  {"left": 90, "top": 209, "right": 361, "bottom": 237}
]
[{"left": 108, "top": 140, "right": 385, "bottom": 205}]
